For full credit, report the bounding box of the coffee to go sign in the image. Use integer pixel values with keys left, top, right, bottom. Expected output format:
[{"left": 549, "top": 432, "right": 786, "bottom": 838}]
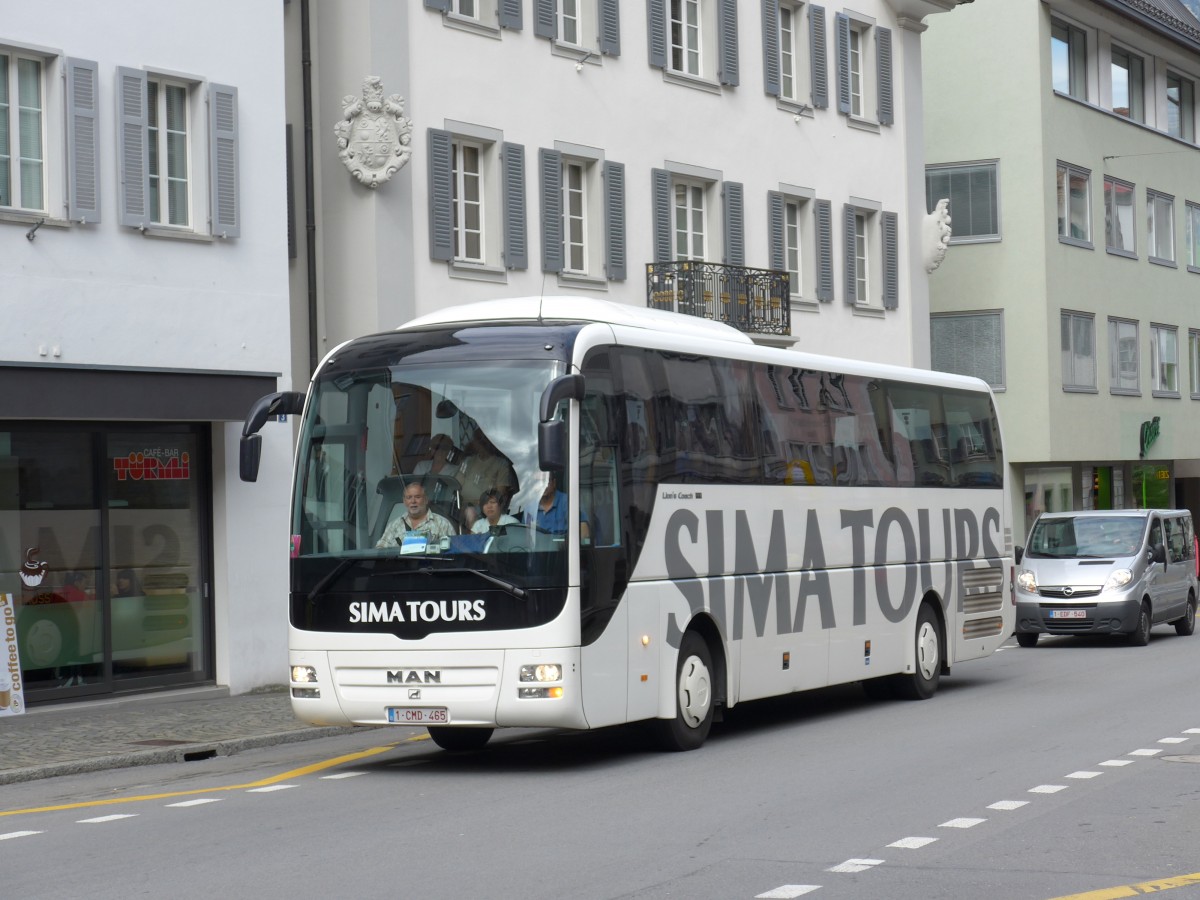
[{"left": 1, "top": 593, "right": 25, "bottom": 716}]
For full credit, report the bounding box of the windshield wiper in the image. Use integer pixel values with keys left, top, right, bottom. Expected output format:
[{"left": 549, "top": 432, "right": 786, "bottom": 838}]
[{"left": 417, "top": 565, "right": 527, "bottom": 599}]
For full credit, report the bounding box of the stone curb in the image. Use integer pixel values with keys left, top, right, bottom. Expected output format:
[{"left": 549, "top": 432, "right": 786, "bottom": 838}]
[{"left": 0, "top": 725, "right": 358, "bottom": 786}]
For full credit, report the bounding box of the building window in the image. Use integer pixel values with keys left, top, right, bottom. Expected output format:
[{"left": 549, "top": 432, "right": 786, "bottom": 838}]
[
  {"left": 116, "top": 68, "right": 239, "bottom": 237},
  {"left": 1051, "top": 18, "right": 1087, "bottom": 101},
  {"left": 534, "top": 0, "right": 621, "bottom": 56},
  {"left": 1057, "top": 161, "right": 1091, "bottom": 246},
  {"left": 563, "top": 159, "right": 587, "bottom": 273},
  {"left": 1186, "top": 201, "right": 1200, "bottom": 273},
  {"left": 930, "top": 311, "right": 1005, "bottom": 389},
  {"left": 147, "top": 79, "right": 189, "bottom": 227},
  {"left": 1103, "top": 176, "right": 1135, "bottom": 257},
  {"left": 0, "top": 52, "right": 43, "bottom": 211},
  {"left": 669, "top": 0, "right": 702, "bottom": 76},
  {"left": 925, "top": 161, "right": 999, "bottom": 242},
  {"left": 843, "top": 202, "right": 898, "bottom": 308},
  {"left": 1150, "top": 324, "right": 1179, "bottom": 396},
  {"left": 673, "top": 179, "right": 707, "bottom": 260},
  {"left": 429, "top": 127, "right": 527, "bottom": 274},
  {"left": 649, "top": 0, "right": 737, "bottom": 87},
  {"left": 1108, "top": 317, "right": 1139, "bottom": 395},
  {"left": 1110, "top": 45, "right": 1144, "bottom": 121},
  {"left": 1167, "top": 72, "right": 1194, "bottom": 141},
  {"left": 785, "top": 197, "right": 804, "bottom": 297},
  {"left": 452, "top": 139, "right": 485, "bottom": 263},
  {"left": 1189, "top": 329, "right": 1200, "bottom": 398},
  {"left": 834, "top": 13, "right": 892, "bottom": 125},
  {"left": 1061, "top": 311, "right": 1096, "bottom": 391},
  {"left": 853, "top": 210, "right": 869, "bottom": 299},
  {"left": 1148, "top": 189, "right": 1175, "bottom": 265},
  {"left": 768, "top": 188, "right": 818, "bottom": 300},
  {"left": 779, "top": 2, "right": 806, "bottom": 104}
]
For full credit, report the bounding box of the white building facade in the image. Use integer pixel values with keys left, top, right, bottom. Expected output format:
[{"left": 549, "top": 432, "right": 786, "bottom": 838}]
[
  {"left": 1, "top": 1, "right": 293, "bottom": 708},
  {"left": 924, "top": 0, "right": 1200, "bottom": 540},
  {"left": 285, "top": 0, "right": 962, "bottom": 381}
]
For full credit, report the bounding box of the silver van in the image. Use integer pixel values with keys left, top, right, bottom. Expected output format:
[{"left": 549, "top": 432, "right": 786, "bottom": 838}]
[{"left": 1014, "top": 509, "right": 1197, "bottom": 646}]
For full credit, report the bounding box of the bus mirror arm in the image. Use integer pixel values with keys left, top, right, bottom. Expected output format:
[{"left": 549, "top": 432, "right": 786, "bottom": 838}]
[
  {"left": 537, "top": 374, "right": 585, "bottom": 472},
  {"left": 239, "top": 391, "right": 306, "bottom": 482}
]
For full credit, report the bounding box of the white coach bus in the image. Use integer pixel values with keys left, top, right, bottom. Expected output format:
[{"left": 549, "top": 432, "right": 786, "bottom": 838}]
[{"left": 240, "top": 297, "right": 1014, "bottom": 752}]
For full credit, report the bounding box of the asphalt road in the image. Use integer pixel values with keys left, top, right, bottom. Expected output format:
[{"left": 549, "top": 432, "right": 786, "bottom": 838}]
[{"left": 5, "top": 629, "right": 1200, "bottom": 900}]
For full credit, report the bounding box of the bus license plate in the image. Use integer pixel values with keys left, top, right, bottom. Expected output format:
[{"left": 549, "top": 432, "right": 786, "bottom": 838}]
[
  {"left": 1049, "top": 609, "right": 1086, "bottom": 619},
  {"left": 387, "top": 707, "right": 449, "bottom": 724}
]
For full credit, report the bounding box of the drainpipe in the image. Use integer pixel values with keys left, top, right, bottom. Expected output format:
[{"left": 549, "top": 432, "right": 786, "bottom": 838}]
[{"left": 301, "top": 0, "right": 319, "bottom": 376}]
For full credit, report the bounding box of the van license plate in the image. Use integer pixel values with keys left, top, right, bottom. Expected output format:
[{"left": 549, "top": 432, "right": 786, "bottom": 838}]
[
  {"left": 1049, "top": 609, "right": 1086, "bottom": 619},
  {"left": 387, "top": 707, "right": 449, "bottom": 724}
]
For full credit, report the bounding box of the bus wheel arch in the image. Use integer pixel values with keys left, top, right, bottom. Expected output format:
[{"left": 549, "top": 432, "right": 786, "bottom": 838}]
[{"left": 891, "top": 594, "right": 945, "bottom": 700}]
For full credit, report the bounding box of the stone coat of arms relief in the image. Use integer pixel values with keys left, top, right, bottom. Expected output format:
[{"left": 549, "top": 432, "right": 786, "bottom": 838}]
[{"left": 334, "top": 76, "right": 413, "bottom": 188}]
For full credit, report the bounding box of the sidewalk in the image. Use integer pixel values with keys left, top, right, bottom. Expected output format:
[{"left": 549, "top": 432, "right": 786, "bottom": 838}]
[{"left": 0, "top": 686, "right": 359, "bottom": 786}]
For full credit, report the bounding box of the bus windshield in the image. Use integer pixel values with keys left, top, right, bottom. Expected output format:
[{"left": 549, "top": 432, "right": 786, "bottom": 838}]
[{"left": 293, "top": 357, "right": 569, "bottom": 592}]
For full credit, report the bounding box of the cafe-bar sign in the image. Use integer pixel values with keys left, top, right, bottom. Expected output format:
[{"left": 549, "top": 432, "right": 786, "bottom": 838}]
[{"left": 113, "top": 450, "right": 191, "bottom": 481}]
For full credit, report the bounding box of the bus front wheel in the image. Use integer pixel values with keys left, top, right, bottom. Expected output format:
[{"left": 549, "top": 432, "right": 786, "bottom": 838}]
[
  {"left": 892, "top": 602, "right": 942, "bottom": 700},
  {"left": 427, "top": 726, "right": 493, "bottom": 752},
  {"left": 652, "top": 631, "right": 714, "bottom": 751}
]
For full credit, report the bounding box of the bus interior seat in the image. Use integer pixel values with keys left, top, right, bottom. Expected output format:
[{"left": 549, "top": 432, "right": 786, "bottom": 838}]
[{"left": 372, "top": 476, "right": 408, "bottom": 544}]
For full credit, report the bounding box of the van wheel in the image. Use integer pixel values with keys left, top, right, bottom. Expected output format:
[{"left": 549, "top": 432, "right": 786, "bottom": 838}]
[
  {"left": 1128, "top": 602, "right": 1152, "bottom": 646},
  {"left": 427, "top": 726, "right": 493, "bottom": 752},
  {"left": 892, "top": 603, "right": 942, "bottom": 700},
  {"left": 1016, "top": 632, "right": 1038, "bottom": 648},
  {"left": 651, "top": 631, "right": 714, "bottom": 751},
  {"left": 1174, "top": 595, "right": 1196, "bottom": 637}
]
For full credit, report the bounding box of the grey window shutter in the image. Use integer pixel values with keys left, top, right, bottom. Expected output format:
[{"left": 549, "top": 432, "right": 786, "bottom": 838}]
[
  {"left": 502, "top": 142, "right": 527, "bottom": 270},
  {"left": 540, "top": 148, "right": 563, "bottom": 274},
  {"left": 723, "top": 181, "right": 744, "bottom": 266},
  {"left": 768, "top": 191, "right": 785, "bottom": 271},
  {"left": 209, "top": 83, "right": 240, "bottom": 238},
  {"left": 534, "top": 0, "right": 556, "bottom": 38},
  {"left": 66, "top": 58, "right": 100, "bottom": 224},
  {"left": 428, "top": 129, "right": 454, "bottom": 261},
  {"left": 882, "top": 211, "right": 899, "bottom": 309},
  {"left": 835, "top": 13, "right": 852, "bottom": 115},
  {"left": 762, "top": 0, "right": 781, "bottom": 97},
  {"left": 810, "top": 5, "right": 828, "bottom": 109},
  {"left": 599, "top": 0, "right": 621, "bottom": 56},
  {"left": 499, "top": 0, "right": 523, "bottom": 30},
  {"left": 647, "top": 1, "right": 667, "bottom": 69},
  {"left": 877, "top": 27, "right": 893, "bottom": 125},
  {"left": 843, "top": 203, "right": 857, "bottom": 304},
  {"left": 652, "top": 168, "right": 671, "bottom": 263},
  {"left": 814, "top": 199, "right": 833, "bottom": 301},
  {"left": 424, "top": 0, "right": 451, "bottom": 10},
  {"left": 718, "top": 0, "right": 740, "bottom": 86},
  {"left": 116, "top": 66, "right": 149, "bottom": 229},
  {"left": 603, "top": 161, "right": 626, "bottom": 280}
]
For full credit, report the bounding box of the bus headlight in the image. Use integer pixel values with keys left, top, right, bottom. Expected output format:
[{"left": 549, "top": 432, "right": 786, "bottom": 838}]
[
  {"left": 1103, "top": 569, "right": 1133, "bottom": 592},
  {"left": 291, "top": 665, "right": 317, "bottom": 683},
  {"left": 1016, "top": 569, "right": 1038, "bottom": 593},
  {"left": 520, "top": 664, "right": 562, "bottom": 683}
]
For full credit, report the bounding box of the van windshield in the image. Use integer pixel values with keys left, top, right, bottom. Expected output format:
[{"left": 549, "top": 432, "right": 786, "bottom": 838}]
[{"left": 1026, "top": 516, "right": 1145, "bottom": 559}]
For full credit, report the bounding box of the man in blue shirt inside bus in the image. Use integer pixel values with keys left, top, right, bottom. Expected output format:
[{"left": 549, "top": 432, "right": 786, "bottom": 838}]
[{"left": 529, "top": 471, "right": 589, "bottom": 539}]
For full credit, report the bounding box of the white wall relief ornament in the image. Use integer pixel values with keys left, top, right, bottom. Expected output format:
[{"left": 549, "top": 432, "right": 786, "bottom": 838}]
[
  {"left": 334, "top": 76, "right": 413, "bottom": 188},
  {"left": 923, "top": 198, "right": 952, "bottom": 273}
]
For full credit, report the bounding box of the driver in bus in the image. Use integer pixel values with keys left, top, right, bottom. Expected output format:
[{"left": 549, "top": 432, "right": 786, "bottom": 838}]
[
  {"left": 376, "top": 480, "right": 457, "bottom": 548},
  {"left": 527, "top": 471, "right": 589, "bottom": 539}
]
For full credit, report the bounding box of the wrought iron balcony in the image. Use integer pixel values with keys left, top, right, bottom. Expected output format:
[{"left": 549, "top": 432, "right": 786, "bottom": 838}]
[{"left": 646, "top": 261, "right": 790, "bottom": 336}]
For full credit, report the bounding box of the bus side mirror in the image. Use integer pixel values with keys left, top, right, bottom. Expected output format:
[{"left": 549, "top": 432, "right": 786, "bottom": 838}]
[
  {"left": 240, "top": 391, "right": 306, "bottom": 483},
  {"left": 537, "top": 374, "right": 585, "bottom": 472}
]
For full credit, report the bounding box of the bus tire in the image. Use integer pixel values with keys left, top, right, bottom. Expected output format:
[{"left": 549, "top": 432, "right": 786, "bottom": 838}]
[
  {"left": 1128, "top": 601, "right": 1152, "bottom": 646},
  {"left": 427, "top": 726, "right": 493, "bottom": 752},
  {"left": 892, "top": 602, "right": 942, "bottom": 701},
  {"left": 861, "top": 676, "right": 895, "bottom": 700},
  {"left": 652, "top": 631, "right": 714, "bottom": 751},
  {"left": 1173, "top": 594, "right": 1196, "bottom": 637}
]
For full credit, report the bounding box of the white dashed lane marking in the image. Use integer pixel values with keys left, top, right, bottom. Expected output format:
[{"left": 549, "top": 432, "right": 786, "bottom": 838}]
[
  {"left": 0, "top": 831, "right": 42, "bottom": 840},
  {"left": 1066, "top": 771, "right": 1103, "bottom": 779},
  {"left": 1129, "top": 748, "right": 1162, "bottom": 756},
  {"left": 78, "top": 814, "right": 137, "bottom": 824},
  {"left": 827, "top": 858, "right": 884, "bottom": 873},
  {"left": 939, "top": 817, "right": 986, "bottom": 829},
  {"left": 888, "top": 836, "right": 937, "bottom": 849},
  {"left": 247, "top": 784, "right": 297, "bottom": 793},
  {"left": 320, "top": 771, "right": 366, "bottom": 780},
  {"left": 1158, "top": 737, "right": 1187, "bottom": 744},
  {"left": 166, "top": 798, "right": 222, "bottom": 808},
  {"left": 987, "top": 800, "right": 1029, "bottom": 810},
  {"left": 755, "top": 886, "right": 821, "bottom": 898},
  {"left": 1099, "top": 759, "right": 1134, "bottom": 767},
  {"left": 1029, "top": 784, "right": 1068, "bottom": 794}
]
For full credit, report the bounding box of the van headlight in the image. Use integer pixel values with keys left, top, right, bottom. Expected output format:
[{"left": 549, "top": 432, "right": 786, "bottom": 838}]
[
  {"left": 1016, "top": 569, "right": 1038, "bottom": 593},
  {"left": 1103, "top": 569, "right": 1133, "bottom": 592}
]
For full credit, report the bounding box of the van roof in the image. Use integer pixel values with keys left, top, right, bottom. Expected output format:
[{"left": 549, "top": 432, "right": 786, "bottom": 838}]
[{"left": 1036, "top": 509, "right": 1191, "bottom": 519}]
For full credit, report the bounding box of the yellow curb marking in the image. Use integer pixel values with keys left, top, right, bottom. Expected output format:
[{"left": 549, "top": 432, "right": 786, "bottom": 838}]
[
  {"left": 1049, "top": 871, "right": 1200, "bottom": 899},
  {"left": 0, "top": 735, "right": 427, "bottom": 818}
]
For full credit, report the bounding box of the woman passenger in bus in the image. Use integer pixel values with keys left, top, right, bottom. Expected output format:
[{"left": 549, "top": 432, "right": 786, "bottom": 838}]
[{"left": 472, "top": 488, "right": 519, "bottom": 535}]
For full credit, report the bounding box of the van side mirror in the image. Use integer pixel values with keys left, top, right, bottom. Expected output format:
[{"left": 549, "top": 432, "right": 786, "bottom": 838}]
[
  {"left": 1014, "top": 546, "right": 1024, "bottom": 565},
  {"left": 1152, "top": 543, "right": 1167, "bottom": 564}
]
